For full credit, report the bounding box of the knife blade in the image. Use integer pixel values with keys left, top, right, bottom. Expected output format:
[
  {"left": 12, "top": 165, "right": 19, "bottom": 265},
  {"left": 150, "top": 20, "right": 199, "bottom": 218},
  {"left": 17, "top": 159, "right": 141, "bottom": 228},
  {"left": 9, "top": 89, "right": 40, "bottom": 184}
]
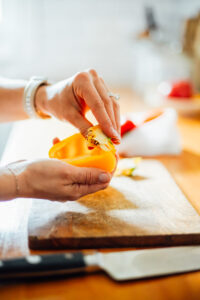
[{"left": 0, "top": 246, "right": 200, "bottom": 281}]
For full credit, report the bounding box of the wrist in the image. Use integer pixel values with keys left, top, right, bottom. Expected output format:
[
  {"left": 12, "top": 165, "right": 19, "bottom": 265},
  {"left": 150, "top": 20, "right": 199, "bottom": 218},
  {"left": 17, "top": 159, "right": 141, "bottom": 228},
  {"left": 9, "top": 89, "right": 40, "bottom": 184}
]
[
  {"left": 35, "top": 85, "right": 50, "bottom": 117},
  {"left": 5, "top": 161, "right": 31, "bottom": 199},
  {"left": 17, "top": 168, "right": 30, "bottom": 198},
  {"left": 13, "top": 161, "right": 33, "bottom": 198},
  {"left": 0, "top": 167, "right": 17, "bottom": 200},
  {"left": 34, "top": 85, "right": 50, "bottom": 119}
]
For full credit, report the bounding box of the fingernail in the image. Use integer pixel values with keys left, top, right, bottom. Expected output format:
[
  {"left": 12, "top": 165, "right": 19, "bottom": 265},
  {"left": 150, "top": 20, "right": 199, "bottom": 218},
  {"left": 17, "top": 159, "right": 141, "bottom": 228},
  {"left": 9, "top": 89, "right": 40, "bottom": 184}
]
[
  {"left": 111, "top": 137, "right": 121, "bottom": 144},
  {"left": 99, "top": 173, "right": 110, "bottom": 183},
  {"left": 112, "top": 129, "right": 121, "bottom": 141}
]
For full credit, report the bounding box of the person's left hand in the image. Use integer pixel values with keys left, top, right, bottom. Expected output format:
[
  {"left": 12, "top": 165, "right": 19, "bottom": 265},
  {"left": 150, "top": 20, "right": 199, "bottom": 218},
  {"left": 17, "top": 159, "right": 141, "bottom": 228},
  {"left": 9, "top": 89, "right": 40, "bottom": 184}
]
[{"left": 35, "top": 69, "right": 121, "bottom": 144}]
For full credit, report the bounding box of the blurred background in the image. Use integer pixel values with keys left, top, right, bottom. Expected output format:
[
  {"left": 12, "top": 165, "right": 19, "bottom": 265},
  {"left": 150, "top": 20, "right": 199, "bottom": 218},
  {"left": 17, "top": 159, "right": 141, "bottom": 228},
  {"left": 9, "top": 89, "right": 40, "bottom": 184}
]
[{"left": 1, "top": 0, "right": 200, "bottom": 157}]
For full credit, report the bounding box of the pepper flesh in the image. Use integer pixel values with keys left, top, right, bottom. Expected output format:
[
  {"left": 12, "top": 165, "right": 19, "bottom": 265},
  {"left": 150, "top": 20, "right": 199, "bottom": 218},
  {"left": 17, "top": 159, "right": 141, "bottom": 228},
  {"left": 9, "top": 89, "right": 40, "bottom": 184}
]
[{"left": 49, "top": 129, "right": 116, "bottom": 172}]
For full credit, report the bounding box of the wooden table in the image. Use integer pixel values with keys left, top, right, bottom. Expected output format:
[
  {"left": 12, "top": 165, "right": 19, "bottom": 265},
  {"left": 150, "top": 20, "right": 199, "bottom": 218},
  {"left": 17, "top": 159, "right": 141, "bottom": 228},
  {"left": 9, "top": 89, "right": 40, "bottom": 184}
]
[{"left": 0, "top": 89, "right": 200, "bottom": 300}]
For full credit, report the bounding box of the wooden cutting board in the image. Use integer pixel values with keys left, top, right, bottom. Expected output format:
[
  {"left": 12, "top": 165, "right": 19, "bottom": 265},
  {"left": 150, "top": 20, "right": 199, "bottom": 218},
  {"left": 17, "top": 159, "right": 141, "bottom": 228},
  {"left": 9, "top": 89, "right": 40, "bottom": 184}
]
[{"left": 28, "top": 160, "right": 200, "bottom": 250}]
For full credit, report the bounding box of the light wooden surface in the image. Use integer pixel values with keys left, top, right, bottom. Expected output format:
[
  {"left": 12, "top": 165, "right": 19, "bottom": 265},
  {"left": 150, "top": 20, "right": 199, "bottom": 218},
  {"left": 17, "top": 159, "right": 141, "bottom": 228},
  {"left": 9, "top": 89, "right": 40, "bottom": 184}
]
[
  {"left": 0, "top": 88, "right": 200, "bottom": 300},
  {"left": 29, "top": 160, "right": 200, "bottom": 250}
]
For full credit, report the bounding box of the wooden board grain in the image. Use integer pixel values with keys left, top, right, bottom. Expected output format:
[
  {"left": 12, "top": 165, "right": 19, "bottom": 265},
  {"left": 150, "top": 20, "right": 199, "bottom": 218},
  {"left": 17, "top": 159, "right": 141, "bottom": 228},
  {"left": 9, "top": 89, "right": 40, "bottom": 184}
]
[{"left": 28, "top": 160, "right": 200, "bottom": 250}]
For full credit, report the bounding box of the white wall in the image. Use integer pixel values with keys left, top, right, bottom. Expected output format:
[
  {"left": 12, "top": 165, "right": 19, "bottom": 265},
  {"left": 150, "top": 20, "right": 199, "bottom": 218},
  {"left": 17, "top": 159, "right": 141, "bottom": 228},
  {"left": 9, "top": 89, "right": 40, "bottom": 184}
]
[
  {"left": 0, "top": 0, "right": 199, "bottom": 159},
  {"left": 0, "top": 0, "right": 200, "bottom": 86}
]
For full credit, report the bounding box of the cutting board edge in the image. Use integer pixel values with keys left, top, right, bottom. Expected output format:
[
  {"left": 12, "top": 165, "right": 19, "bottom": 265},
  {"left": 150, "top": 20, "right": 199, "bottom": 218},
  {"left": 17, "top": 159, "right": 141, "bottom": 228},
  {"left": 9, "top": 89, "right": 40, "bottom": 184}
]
[{"left": 29, "top": 233, "right": 200, "bottom": 250}]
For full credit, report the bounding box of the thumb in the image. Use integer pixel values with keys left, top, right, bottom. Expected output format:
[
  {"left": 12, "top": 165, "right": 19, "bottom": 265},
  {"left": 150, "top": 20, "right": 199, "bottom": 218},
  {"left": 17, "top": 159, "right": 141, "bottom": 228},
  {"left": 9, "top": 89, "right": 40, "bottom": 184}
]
[{"left": 72, "top": 166, "right": 111, "bottom": 185}]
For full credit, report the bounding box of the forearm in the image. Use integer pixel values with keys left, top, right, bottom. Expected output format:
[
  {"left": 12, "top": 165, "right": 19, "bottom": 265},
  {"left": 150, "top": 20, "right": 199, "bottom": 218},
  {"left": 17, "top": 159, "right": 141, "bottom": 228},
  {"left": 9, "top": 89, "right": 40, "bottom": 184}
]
[
  {"left": 0, "top": 77, "right": 49, "bottom": 123},
  {"left": 0, "top": 77, "right": 29, "bottom": 122},
  {"left": 0, "top": 166, "right": 16, "bottom": 200}
]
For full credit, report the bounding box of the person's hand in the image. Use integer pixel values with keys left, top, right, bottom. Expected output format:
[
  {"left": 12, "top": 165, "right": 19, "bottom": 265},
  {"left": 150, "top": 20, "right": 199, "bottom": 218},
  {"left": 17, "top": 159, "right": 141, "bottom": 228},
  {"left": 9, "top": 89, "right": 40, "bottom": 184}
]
[
  {"left": 12, "top": 159, "right": 111, "bottom": 201},
  {"left": 35, "top": 69, "right": 121, "bottom": 143}
]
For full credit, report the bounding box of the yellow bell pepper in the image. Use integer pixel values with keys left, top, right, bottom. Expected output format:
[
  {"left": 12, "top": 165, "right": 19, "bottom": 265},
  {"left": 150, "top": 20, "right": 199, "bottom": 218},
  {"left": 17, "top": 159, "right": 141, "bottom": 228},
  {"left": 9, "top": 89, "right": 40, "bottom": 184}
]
[{"left": 49, "top": 126, "right": 116, "bottom": 172}]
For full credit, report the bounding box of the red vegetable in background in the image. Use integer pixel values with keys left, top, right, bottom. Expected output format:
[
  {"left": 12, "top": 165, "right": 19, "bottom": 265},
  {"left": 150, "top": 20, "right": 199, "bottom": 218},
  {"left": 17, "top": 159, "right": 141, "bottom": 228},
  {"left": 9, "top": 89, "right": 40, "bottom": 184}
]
[
  {"left": 121, "top": 120, "right": 136, "bottom": 137},
  {"left": 168, "top": 80, "right": 193, "bottom": 99}
]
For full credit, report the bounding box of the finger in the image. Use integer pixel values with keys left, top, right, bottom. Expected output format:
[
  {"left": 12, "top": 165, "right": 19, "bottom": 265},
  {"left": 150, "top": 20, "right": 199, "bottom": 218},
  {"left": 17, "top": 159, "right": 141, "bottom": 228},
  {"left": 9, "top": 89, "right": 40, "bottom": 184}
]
[
  {"left": 78, "top": 182, "right": 108, "bottom": 198},
  {"left": 99, "top": 76, "right": 109, "bottom": 91},
  {"left": 70, "top": 165, "right": 111, "bottom": 185},
  {"left": 113, "top": 99, "right": 121, "bottom": 135},
  {"left": 100, "top": 78, "right": 121, "bottom": 135},
  {"left": 82, "top": 82, "right": 120, "bottom": 142},
  {"left": 66, "top": 108, "right": 93, "bottom": 137},
  {"left": 63, "top": 181, "right": 108, "bottom": 201},
  {"left": 93, "top": 78, "right": 117, "bottom": 131}
]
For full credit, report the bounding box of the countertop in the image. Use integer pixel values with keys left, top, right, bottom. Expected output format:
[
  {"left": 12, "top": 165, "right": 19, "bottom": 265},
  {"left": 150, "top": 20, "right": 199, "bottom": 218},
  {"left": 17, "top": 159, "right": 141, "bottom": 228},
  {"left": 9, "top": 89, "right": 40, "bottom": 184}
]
[{"left": 0, "top": 88, "right": 200, "bottom": 300}]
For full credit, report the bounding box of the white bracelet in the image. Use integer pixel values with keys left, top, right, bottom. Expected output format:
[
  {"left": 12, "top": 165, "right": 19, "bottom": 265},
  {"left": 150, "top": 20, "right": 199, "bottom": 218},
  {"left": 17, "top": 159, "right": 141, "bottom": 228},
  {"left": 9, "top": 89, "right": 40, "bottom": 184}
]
[{"left": 23, "top": 76, "right": 48, "bottom": 119}]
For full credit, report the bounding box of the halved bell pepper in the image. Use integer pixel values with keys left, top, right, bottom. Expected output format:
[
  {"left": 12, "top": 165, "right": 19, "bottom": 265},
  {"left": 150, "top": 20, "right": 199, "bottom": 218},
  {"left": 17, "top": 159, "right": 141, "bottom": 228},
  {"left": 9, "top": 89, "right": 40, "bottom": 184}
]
[{"left": 49, "top": 126, "right": 116, "bottom": 172}]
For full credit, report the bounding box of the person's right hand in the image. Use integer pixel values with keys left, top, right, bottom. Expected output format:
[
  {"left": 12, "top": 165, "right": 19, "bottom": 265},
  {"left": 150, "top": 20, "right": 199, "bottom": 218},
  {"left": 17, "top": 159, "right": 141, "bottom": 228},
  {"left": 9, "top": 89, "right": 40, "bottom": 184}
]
[
  {"left": 35, "top": 69, "right": 121, "bottom": 143},
  {"left": 12, "top": 159, "right": 111, "bottom": 201}
]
